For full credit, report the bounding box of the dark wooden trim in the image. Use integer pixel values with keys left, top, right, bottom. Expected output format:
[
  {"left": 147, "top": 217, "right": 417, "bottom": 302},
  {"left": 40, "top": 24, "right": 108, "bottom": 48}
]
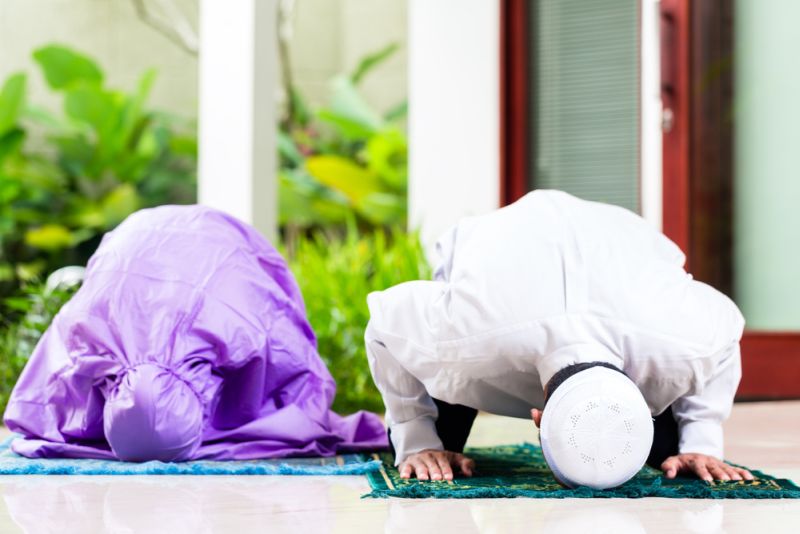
[
  {"left": 739, "top": 333, "right": 800, "bottom": 399},
  {"left": 660, "top": 1, "right": 800, "bottom": 398},
  {"left": 499, "top": 0, "right": 529, "bottom": 206},
  {"left": 660, "top": 0, "right": 692, "bottom": 260},
  {"left": 688, "top": 0, "right": 734, "bottom": 297}
]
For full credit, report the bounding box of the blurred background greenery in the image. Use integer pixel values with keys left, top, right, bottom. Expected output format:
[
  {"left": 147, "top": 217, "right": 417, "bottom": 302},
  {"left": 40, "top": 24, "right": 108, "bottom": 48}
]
[{"left": 0, "top": 21, "right": 419, "bottom": 414}]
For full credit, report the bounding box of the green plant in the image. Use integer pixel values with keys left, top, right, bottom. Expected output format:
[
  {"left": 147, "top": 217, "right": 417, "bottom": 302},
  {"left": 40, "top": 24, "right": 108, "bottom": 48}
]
[
  {"left": 278, "top": 43, "right": 408, "bottom": 232},
  {"left": 0, "top": 281, "right": 78, "bottom": 414},
  {"left": 285, "top": 224, "right": 430, "bottom": 413},
  {"left": 0, "top": 44, "right": 196, "bottom": 315}
]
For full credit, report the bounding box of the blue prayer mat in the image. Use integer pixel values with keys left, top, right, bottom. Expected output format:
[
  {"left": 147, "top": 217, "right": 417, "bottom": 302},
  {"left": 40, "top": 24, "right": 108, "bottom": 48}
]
[{"left": 0, "top": 437, "right": 381, "bottom": 475}]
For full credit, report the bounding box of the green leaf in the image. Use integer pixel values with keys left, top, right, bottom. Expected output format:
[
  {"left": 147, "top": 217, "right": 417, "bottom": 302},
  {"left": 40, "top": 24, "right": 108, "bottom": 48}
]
[
  {"left": 33, "top": 45, "right": 103, "bottom": 90},
  {"left": 16, "top": 260, "right": 45, "bottom": 281},
  {"left": 317, "top": 110, "right": 376, "bottom": 141},
  {"left": 49, "top": 133, "right": 93, "bottom": 178},
  {"left": 24, "top": 224, "right": 74, "bottom": 251},
  {"left": 63, "top": 84, "right": 118, "bottom": 133},
  {"left": 288, "top": 86, "right": 313, "bottom": 127},
  {"left": 119, "top": 69, "right": 156, "bottom": 146},
  {"left": 310, "top": 196, "right": 352, "bottom": 224},
  {"left": 356, "top": 192, "right": 406, "bottom": 225},
  {"left": 306, "top": 155, "right": 383, "bottom": 204},
  {"left": 324, "top": 75, "right": 383, "bottom": 134},
  {"left": 279, "top": 170, "right": 350, "bottom": 227},
  {"left": 101, "top": 183, "right": 139, "bottom": 227},
  {"left": 278, "top": 130, "right": 303, "bottom": 167},
  {"left": 169, "top": 134, "right": 198, "bottom": 157},
  {"left": 131, "top": 69, "right": 156, "bottom": 119},
  {"left": 0, "top": 262, "right": 14, "bottom": 282},
  {"left": 279, "top": 171, "right": 323, "bottom": 227},
  {"left": 0, "top": 73, "right": 27, "bottom": 136},
  {"left": 134, "top": 128, "right": 159, "bottom": 161},
  {"left": 350, "top": 43, "right": 399, "bottom": 85},
  {"left": 22, "top": 104, "right": 65, "bottom": 129},
  {"left": 384, "top": 100, "right": 408, "bottom": 122},
  {"left": 0, "top": 129, "right": 25, "bottom": 163},
  {"left": 68, "top": 201, "right": 106, "bottom": 229},
  {"left": 0, "top": 177, "right": 21, "bottom": 203},
  {"left": 365, "top": 129, "right": 408, "bottom": 190},
  {"left": 3, "top": 296, "right": 31, "bottom": 312}
]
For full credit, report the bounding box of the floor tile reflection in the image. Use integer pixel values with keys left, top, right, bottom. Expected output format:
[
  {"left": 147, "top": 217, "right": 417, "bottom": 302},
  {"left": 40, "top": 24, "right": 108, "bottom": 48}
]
[{"left": 0, "top": 401, "right": 796, "bottom": 534}]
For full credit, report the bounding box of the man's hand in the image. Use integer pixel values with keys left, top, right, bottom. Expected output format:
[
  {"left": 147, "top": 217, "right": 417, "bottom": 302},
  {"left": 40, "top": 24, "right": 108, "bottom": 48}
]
[
  {"left": 661, "top": 453, "right": 754, "bottom": 482},
  {"left": 398, "top": 449, "right": 475, "bottom": 481}
]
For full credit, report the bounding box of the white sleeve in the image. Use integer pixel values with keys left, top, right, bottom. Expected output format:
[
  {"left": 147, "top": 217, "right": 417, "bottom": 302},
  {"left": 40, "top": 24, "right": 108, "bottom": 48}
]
[
  {"left": 365, "top": 332, "right": 443, "bottom": 465},
  {"left": 432, "top": 224, "right": 458, "bottom": 282},
  {"left": 671, "top": 341, "right": 742, "bottom": 459}
]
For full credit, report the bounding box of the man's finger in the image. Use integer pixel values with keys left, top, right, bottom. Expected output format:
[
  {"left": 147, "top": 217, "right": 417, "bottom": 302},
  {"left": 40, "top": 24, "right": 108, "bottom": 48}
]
[
  {"left": 399, "top": 462, "right": 413, "bottom": 479},
  {"left": 413, "top": 459, "right": 430, "bottom": 481},
  {"left": 733, "top": 466, "right": 755, "bottom": 481},
  {"left": 530, "top": 409, "right": 543, "bottom": 428},
  {"left": 693, "top": 462, "right": 714, "bottom": 482},
  {"left": 435, "top": 454, "right": 454, "bottom": 481},
  {"left": 723, "top": 465, "right": 742, "bottom": 481},
  {"left": 660, "top": 457, "right": 680, "bottom": 479},
  {"left": 421, "top": 454, "right": 442, "bottom": 480},
  {"left": 458, "top": 455, "right": 475, "bottom": 477},
  {"left": 708, "top": 463, "right": 730, "bottom": 481}
]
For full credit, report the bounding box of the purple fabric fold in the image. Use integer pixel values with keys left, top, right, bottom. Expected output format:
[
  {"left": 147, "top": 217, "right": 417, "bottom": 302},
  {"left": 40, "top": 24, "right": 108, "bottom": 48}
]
[{"left": 4, "top": 205, "right": 387, "bottom": 461}]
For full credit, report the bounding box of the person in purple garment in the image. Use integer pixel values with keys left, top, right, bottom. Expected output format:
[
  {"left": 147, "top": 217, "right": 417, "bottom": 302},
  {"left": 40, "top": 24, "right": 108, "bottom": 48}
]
[{"left": 4, "top": 205, "right": 387, "bottom": 462}]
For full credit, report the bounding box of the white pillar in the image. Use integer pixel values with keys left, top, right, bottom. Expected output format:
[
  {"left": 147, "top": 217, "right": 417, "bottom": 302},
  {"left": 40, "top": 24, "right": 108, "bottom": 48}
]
[
  {"left": 408, "top": 0, "right": 500, "bottom": 257},
  {"left": 198, "top": 0, "right": 277, "bottom": 241},
  {"left": 640, "top": 0, "right": 663, "bottom": 230}
]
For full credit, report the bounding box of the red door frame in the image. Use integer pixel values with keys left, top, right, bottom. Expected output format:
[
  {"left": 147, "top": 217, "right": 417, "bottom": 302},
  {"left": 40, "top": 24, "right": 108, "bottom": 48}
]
[
  {"left": 659, "top": 0, "right": 691, "bottom": 262},
  {"left": 500, "top": 0, "right": 529, "bottom": 205},
  {"left": 659, "top": 0, "right": 800, "bottom": 399},
  {"left": 500, "top": 0, "right": 800, "bottom": 399}
]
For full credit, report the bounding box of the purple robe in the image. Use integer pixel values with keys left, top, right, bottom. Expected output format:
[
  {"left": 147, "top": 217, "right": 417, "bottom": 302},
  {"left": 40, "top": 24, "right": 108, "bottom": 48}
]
[{"left": 4, "top": 205, "right": 387, "bottom": 461}]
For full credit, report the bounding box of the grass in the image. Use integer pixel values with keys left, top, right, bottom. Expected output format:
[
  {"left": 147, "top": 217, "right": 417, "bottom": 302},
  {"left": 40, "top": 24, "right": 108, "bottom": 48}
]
[
  {"left": 285, "top": 226, "right": 430, "bottom": 414},
  {"left": 0, "top": 282, "right": 78, "bottom": 414}
]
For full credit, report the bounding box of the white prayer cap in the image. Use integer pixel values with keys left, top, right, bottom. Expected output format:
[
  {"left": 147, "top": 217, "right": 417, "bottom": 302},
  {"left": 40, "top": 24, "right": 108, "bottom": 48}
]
[{"left": 540, "top": 366, "right": 653, "bottom": 490}]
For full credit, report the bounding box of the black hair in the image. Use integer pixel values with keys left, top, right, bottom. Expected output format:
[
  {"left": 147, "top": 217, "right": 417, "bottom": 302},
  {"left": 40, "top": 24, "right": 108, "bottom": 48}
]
[{"left": 543, "top": 361, "right": 627, "bottom": 406}]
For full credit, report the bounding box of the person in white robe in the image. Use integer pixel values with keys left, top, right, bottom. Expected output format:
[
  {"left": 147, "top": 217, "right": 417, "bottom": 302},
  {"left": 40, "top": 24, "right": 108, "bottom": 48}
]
[{"left": 365, "top": 190, "right": 753, "bottom": 484}]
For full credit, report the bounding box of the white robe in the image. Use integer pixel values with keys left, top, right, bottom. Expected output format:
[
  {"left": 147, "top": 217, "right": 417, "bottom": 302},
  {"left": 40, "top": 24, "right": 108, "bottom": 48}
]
[{"left": 365, "top": 190, "right": 744, "bottom": 465}]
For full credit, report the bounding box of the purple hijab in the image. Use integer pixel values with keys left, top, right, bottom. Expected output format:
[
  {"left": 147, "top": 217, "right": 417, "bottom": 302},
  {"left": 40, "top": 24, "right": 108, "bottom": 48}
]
[{"left": 4, "top": 205, "right": 387, "bottom": 461}]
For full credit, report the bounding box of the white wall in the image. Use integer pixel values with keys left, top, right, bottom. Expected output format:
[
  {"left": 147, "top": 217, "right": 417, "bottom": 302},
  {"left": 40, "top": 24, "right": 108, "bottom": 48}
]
[
  {"left": 408, "top": 0, "right": 500, "bottom": 256},
  {"left": 290, "top": 0, "right": 407, "bottom": 114},
  {"left": 0, "top": 0, "right": 198, "bottom": 118},
  {"left": 0, "top": 0, "right": 408, "bottom": 121}
]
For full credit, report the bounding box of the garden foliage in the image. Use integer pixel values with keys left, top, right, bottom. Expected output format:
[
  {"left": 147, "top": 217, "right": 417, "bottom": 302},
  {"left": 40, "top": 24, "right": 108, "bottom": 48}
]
[
  {"left": 286, "top": 224, "right": 430, "bottom": 413},
  {"left": 278, "top": 43, "right": 408, "bottom": 232},
  {"left": 0, "top": 282, "right": 78, "bottom": 413},
  {"left": 0, "top": 42, "right": 418, "bottom": 416},
  {"left": 0, "top": 44, "right": 197, "bottom": 313}
]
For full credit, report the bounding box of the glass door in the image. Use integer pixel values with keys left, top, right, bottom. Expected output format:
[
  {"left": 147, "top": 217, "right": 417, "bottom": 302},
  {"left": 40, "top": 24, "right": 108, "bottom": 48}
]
[{"left": 661, "top": 0, "right": 800, "bottom": 398}]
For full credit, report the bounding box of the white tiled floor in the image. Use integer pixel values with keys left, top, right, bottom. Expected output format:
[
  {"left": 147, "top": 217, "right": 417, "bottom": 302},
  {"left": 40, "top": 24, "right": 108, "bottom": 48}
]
[{"left": 0, "top": 401, "right": 797, "bottom": 534}]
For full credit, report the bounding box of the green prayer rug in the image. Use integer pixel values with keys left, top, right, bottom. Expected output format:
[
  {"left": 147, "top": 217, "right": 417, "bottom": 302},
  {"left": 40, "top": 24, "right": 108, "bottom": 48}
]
[{"left": 364, "top": 443, "right": 800, "bottom": 499}]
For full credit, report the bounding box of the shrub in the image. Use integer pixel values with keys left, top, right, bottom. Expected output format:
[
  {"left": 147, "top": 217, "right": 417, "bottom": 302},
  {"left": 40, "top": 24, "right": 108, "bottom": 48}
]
[
  {"left": 278, "top": 43, "right": 408, "bottom": 231},
  {"left": 285, "top": 225, "right": 430, "bottom": 413},
  {"left": 0, "top": 281, "right": 78, "bottom": 414},
  {"left": 0, "top": 44, "right": 196, "bottom": 316}
]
